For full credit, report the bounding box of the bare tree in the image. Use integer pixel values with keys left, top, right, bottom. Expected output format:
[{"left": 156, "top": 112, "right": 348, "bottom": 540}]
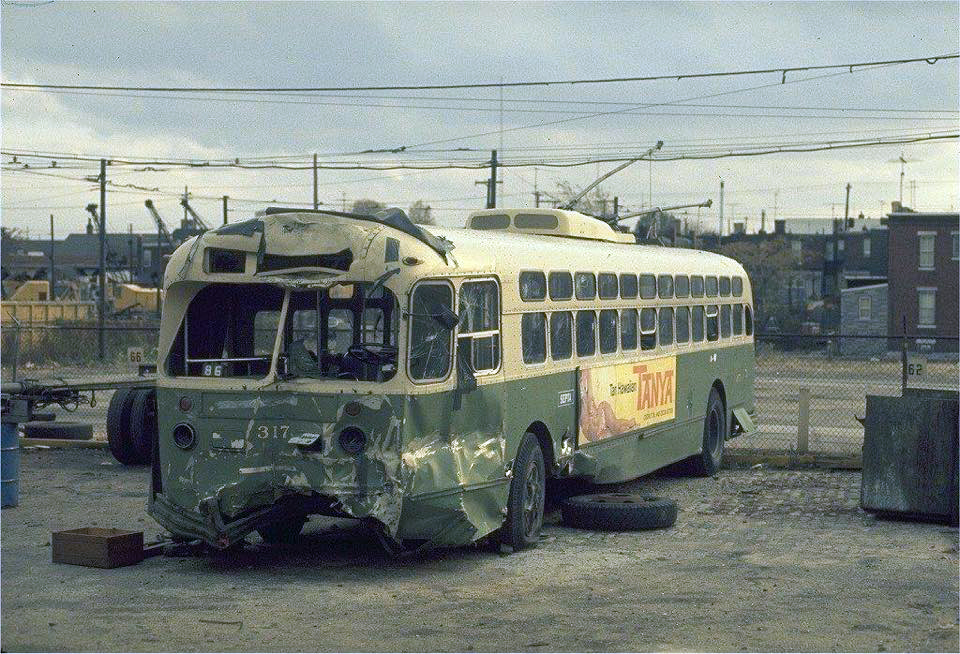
[
  {"left": 408, "top": 200, "right": 435, "bottom": 225},
  {"left": 350, "top": 199, "right": 386, "bottom": 215}
]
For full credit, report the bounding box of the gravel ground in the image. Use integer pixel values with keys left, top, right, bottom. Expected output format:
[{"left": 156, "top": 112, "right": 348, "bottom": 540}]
[{"left": 1, "top": 448, "right": 957, "bottom": 653}]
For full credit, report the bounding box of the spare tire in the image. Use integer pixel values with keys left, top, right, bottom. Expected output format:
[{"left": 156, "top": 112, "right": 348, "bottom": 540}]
[
  {"left": 561, "top": 493, "right": 678, "bottom": 531},
  {"left": 128, "top": 389, "right": 157, "bottom": 465},
  {"left": 107, "top": 388, "right": 139, "bottom": 465},
  {"left": 21, "top": 421, "right": 93, "bottom": 440}
]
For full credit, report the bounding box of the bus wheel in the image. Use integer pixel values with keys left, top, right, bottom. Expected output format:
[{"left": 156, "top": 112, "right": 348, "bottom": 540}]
[
  {"left": 257, "top": 518, "right": 306, "bottom": 544},
  {"left": 500, "top": 433, "right": 545, "bottom": 551},
  {"left": 106, "top": 388, "right": 139, "bottom": 465},
  {"left": 691, "top": 387, "right": 725, "bottom": 477},
  {"left": 561, "top": 494, "right": 678, "bottom": 530},
  {"left": 129, "top": 389, "right": 157, "bottom": 465}
]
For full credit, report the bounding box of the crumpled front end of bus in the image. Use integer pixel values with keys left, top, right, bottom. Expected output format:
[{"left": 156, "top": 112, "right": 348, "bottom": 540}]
[
  {"left": 149, "top": 389, "right": 410, "bottom": 548},
  {"left": 149, "top": 388, "right": 511, "bottom": 549}
]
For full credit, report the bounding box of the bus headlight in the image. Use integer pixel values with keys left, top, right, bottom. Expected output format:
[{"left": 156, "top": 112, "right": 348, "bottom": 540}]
[
  {"left": 338, "top": 427, "right": 366, "bottom": 455},
  {"left": 173, "top": 423, "right": 197, "bottom": 450}
]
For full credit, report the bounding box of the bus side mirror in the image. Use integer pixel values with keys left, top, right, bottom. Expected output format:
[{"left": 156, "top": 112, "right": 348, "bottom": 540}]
[{"left": 434, "top": 305, "right": 459, "bottom": 331}]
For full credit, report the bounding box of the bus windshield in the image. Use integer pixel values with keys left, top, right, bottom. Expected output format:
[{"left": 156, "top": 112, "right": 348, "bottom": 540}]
[
  {"left": 171, "top": 282, "right": 399, "bottom": 382},
  {"left": 282, "top": 282, "right": 399, "bottom": 382}
]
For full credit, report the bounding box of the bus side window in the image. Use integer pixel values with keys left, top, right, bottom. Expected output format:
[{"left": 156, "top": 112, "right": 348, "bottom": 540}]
[
  {"left": 408, "top": 282, "right": 453, "bottom": 381},
  {"left": 706, "top": 276, "right": 719, "bottom": 297},
  {"left": 732, "top": 276, "right": 743, "bottom": 297},
  {"left": 640, "top": 308, "right": 656, "bottom": 350},
  {"left": 691, "top": 275, "right": 704, "bottom": 298},
  {"left": 706, "top": 305, "right": 719, "bottom": 341},
  {"left": 675, "top": 306, "right": 690, "bottom": 343},
  {"left": 459, "top": 280, "right": 501, "bottom": 374},
  {"left": 675, "top": 275, "right": 690, "bottom": 298},
  {"left": 521, "top": 313, "right": 547, "bottom": 364},
  {"left": 720, "top": 305, "right": 731, "bottom": 338},
  {"left": 659, "top": 307, "right": 674, "bottom": 346},
  {"left": 733, "top": 304, "right": 744, "bottom": 335},
  {"left": 691, "top": 306, "right": 705, "bottom": 342},
  {"left": 551, "top": 311, "right": 573, "bottom": 360},
  {"left": 658, "top": 274, "right": 674, "bottom": 299},
  {"left": 745, "top": 305, "right": 754, "bottom": 335},
  {"left": 575, "top": 272, "right": 596, "bottom": 300},
  {"left": 576, "top": 310, "right": 596, "bottom": 357},
  {"left": 719, "top": 276, "right": 731, "bottom": 297},
  {"left": 519, "top": 271, "right": 546, "bottom": 301},
  {"left": 599, "top": 309, "right": 618, "bottom": 353},
  {"left": 621, "top": 308, "right": 638, "bottom": 350},
  {"left": 620, "top": 273, "right": 638, "bottom": 299},
  {"left": 549, "top": 272, "right": 573, "bottom": 300},
  {"left": 598, "top": 273, "right": 618, "bottom": 300},
  {"left": 639, "top": 274, "right": 656, "bottom": 299}
]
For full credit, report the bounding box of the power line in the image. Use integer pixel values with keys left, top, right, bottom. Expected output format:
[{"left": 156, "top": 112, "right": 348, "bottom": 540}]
[{"left": 3, "top": 53, "right": 955, "bottom": 93}]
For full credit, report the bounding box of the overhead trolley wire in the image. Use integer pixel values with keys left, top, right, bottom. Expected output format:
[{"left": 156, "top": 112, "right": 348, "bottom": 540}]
[{"left": 2, "top": 53, "right": 955, "bottom": 93}]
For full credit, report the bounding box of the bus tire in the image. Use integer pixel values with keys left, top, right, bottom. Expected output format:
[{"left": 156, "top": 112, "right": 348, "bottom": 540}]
[
  {"left": 561, "top": 494, "right": 678, "bottom": 530},
  {"left": 690, "top": 387, "right": 725, "bottom": 477},
  {"left": 499, "top": 433, "right": 545, "bottom": 551},
  {"left": 129, "top": 389, "right": 157, "bottom": 465},
  {"left": 107, "top": 388, "right": 139, "bottom": 465},
  {"left": 257, "top": 518, "right": 306, "bottom": 544}
]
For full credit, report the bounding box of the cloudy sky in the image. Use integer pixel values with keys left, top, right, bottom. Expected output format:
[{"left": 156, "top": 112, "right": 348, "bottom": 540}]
[{"left": 2, "top": 0, "right": 957, "bottom": 238}]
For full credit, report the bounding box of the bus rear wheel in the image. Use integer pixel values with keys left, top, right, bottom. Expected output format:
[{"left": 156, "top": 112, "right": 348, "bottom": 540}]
[
  {"left": 690, "top": 388, "right": 725, "bottom": 477},
  {"left": 499, "top": 433, "right": 545, "bottom": 551}
]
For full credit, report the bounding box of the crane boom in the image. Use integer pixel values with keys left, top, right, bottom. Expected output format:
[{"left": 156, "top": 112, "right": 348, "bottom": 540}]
[
  {"left": 144, "top": 200, "right": 173, "bottom": 246},
  {"left": 180, "top": 198, "right": 210, "bottom": 231}
]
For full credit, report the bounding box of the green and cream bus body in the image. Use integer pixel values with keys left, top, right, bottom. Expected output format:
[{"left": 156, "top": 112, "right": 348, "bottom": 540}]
[{"left": 148, "top": 207, "right": 756, "bottom": 550}]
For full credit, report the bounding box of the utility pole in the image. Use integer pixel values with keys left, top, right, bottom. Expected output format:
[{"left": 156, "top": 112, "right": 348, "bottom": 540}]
[
  {"left": 718, "top": 180, "right": 724, "bottom": 236},
  {"left": 489, "top": 150, "right": 498, "bottom": 208},
  {"left": 222, "top": 196, "right": 229, "bottom": 225},
  {"left": 98, "top": 159, "right": 106, "bottom": 361},
  {"left": 183, "top": 186, "right": 189, "bottom": 228},
  {"left": 476, "top": 150, "right": 500, "bottom": 208},
  {"left": 313, "top": 153, "right": 319, "bottom": 209},
  {"left": 128, "top": 223, "right": 134, "bottom": 282},
  {"left": 533, "top": 190, "right": 541, "bottom": 207},
  {"left": 49, "top": 215, "right": 55, "bottom": 301},
  {"left": 613, "top": 196, "right": 619, "bottom": 221}
]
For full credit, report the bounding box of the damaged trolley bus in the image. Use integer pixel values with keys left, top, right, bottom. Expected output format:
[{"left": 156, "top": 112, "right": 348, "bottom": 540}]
[{"left": 148, "top": 206, "right": 756, "bottom": 550}]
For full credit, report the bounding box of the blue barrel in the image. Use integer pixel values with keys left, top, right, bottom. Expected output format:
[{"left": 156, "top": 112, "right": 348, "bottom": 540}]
[{"left": 1, "top": 422, "right": 19, "bottom": 508}]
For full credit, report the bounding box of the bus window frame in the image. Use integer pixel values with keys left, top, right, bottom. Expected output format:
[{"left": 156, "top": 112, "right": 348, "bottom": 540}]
[
  {"left": 457, "top": 276, "right": 503, "bottom": 377},
  {"left": 407, "top": 279, "right": 456, "bottom": 384}
]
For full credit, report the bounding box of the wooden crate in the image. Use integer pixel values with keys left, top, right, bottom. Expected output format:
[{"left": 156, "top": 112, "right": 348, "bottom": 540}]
[{"left": 52, "top": 528, "right": 144, "bottom": 568}]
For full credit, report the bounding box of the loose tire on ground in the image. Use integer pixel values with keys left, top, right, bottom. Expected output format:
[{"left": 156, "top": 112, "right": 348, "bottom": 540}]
[
  {"left": 688, "top": 387, "right": 726, "bottom": 477},
  {"left": 499, "top": 433, "right": 546, "bottom": 551},
  {"left": 128, "top": 389, "right": 157, "bottom": 465},
  {"left": 561, "top": 494, "right": 678, "bottom": 531},
  {"left": 21, "top": 421, "right": 93, "bottom": 441},
  {"left": 257, "top": 518, "right": 307, "bottom": 544},
  {"left": 106, "top": 388, "right": 139, "bottom": 465}
]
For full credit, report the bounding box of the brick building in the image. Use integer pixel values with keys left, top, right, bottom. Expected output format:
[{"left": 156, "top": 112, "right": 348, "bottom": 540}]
[{"left": 886, "top": 206, "right": 959, "bottom": 353}]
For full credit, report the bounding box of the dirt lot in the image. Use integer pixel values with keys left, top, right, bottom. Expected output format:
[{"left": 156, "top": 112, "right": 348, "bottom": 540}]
[{"left": 1, "top": 447, "right": 957, "bottom": 653}]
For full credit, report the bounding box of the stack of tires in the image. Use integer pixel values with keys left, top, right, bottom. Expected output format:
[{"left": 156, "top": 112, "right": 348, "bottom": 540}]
[{"left": 106, "top": 388, "right": 157, "bottom": 465}]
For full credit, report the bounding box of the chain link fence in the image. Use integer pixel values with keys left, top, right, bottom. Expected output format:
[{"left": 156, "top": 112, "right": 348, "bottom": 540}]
[
  {"left": 732, "top": 333, "right": 959, "bottom": 457},
  {"left": 2, "top": 323, "right": 159, "bottom": 439},
  {"left": 3, "top": 325, "right": 958, "bottom": 458}
]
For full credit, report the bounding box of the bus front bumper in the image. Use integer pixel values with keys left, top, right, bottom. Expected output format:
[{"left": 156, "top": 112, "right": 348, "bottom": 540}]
[{"left": 148, "top": 492, "right": 326, "bottom": 549}]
